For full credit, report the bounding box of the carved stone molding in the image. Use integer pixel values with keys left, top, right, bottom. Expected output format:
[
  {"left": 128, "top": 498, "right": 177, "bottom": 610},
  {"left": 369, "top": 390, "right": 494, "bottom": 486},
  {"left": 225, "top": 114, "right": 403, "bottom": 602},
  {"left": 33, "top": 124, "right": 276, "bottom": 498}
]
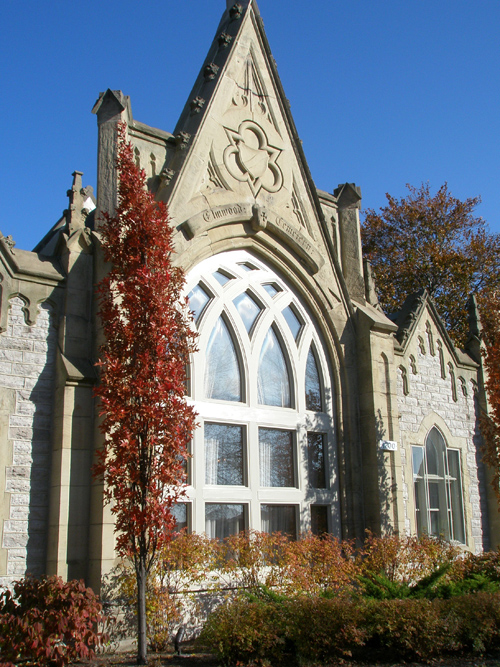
[
  {"left": 204, "top": 63, "right": 220, "bottom": 81},
  {"left": 180, "top": 204, "right": 324, "bottom": 274}
]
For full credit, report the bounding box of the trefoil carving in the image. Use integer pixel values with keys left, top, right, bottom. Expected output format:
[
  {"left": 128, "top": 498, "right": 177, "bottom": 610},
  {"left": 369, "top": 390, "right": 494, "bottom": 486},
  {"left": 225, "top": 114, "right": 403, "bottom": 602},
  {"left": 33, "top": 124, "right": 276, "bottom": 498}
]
[{"left": 223, "top": 120, "right": 283, "bottom": 197}]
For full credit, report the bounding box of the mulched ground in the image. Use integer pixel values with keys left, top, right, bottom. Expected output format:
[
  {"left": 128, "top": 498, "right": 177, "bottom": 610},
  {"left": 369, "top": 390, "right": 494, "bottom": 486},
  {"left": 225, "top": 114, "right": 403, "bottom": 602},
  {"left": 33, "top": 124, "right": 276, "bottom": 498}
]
[{"left": 85, "top": 647, "right": 500, "bottom": 667}]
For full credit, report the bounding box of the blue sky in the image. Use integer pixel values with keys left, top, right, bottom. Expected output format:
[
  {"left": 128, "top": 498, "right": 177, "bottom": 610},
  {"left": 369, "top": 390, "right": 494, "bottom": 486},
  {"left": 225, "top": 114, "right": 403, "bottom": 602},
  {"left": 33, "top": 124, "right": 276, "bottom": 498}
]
[{"left": 1, "top": 0, "right": 499, "bottom": 251}]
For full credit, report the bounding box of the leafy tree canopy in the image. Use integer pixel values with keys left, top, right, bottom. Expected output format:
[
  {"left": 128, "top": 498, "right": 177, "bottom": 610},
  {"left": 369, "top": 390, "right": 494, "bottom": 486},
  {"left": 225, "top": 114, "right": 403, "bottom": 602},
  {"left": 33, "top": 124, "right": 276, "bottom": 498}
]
[{"left": 361, "top": 182, "right": 500, "bottom": 347}]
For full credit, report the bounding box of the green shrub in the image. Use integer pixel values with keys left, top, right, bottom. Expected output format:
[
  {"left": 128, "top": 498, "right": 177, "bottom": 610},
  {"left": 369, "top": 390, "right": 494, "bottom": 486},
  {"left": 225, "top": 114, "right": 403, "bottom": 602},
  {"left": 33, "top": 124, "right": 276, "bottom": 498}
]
[
  {"left": 0, "top": 575, "right": 106, "bottom": 667},
  {"left": 285, "top": 596, "right": 367, "bottom": 662},
  {"left": 448, "top": 591, "right": 500, "bottom": 653},
  {"left": 363, "top": 597, "right": 453, "bottom": 661},
  {"left": 199, "top": 596, "right": 289, "bottom": 666},
  {"left": 201, "top": 591, "right": 500, "bottom": 665}
]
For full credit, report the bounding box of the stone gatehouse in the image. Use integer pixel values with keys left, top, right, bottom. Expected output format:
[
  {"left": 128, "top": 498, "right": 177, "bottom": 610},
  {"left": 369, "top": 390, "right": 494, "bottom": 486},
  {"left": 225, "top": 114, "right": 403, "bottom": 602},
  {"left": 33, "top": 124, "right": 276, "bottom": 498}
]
[{"left": 0, "top": 0, "right": 497, "bottom": 591}]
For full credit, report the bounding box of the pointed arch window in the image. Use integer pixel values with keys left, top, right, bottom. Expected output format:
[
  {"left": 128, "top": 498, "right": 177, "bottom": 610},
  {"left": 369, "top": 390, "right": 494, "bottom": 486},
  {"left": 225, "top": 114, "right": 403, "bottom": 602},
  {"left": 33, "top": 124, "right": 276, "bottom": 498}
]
[
  {"left": 282, "top": 304, "right": 303, "bottom": 342},
  {"left": 257, "top": 327, "right": 291, "bottom": 407},
  {"left": 213, "top": 270, "right": 233, "bottom": 286},
  {"left": 205, "top": 317, "right": 242, "bottom": 401},
  {"left": 412, "top": 427, "right": 465, "bottom": 543},
  {"left": 233, "top": 291, "right": 262, "bottom": 334},
  {"left": 186, "top": 250, "right": 338, "bottom": 539},
  {"left": 305, "top": 346, "right": 323, "bottom": 411},
  {"left": 188, "top": 283, "right": 211, "bottom": 323}
]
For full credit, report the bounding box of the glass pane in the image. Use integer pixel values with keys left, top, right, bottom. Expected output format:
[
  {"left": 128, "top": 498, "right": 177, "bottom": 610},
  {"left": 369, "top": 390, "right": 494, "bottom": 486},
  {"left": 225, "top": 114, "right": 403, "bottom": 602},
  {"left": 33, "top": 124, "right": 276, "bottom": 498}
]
[
  {"left": 308, "top": 433, "right": 326, "bottom": 488},
  {"left": 426, "top": 428, "right": 445, "bottom": 477},
  {"left": 259, "top": 428, "right": 294, "bottom": 487},
  {"left": 305, "top": 347, "right": 323, "bottom": 411},
  {"left": 205, "top": 318, "right": 242, "bottom": 401},
  {"left": 261, "top": 505, "right": 297, "bottom": 539},
  {"left": 282, "top": 305, "right": 302, "bottom": 341},
  {"left": 233, "top": 291, "right": 262, "bottom": 333},
  {"left": 205, "top": 503, "right": 245, "bottom": 539},
  {"left": 412, "top": 446, "right": 427, "bottom": 537},
  {"left": 311, "top": 506, "right": 328, "bottom": 536},
  {"left": 238, "top": 262, "right": 257, "bottom": 272},
  {"left": 170, "top": 503, "right": 188, "bottom": 532},
  {"left": 213, "top": 270, "right": 232, "bottom": 286},
  {"left": 205, "top": 423, "right": 244, "bottom": 486},
  {"left": 447, "top": 450, "right": 465, "bottom": 543},
  {"left": 262, "top": 283, "right": 281, "bottom": 298},
  {"left": 188, "top": 284, "right": 210, "bottom": 323},
  {"left": 258, "top": 328, "right": 291, "bottom": 407}
]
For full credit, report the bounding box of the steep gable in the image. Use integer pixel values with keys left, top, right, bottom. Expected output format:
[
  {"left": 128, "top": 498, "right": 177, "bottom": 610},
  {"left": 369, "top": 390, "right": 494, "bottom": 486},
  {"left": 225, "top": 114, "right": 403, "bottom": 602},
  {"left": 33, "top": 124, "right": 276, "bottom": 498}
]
[{"left": 149, "top": 1, "right": 340, "bottom": 283}]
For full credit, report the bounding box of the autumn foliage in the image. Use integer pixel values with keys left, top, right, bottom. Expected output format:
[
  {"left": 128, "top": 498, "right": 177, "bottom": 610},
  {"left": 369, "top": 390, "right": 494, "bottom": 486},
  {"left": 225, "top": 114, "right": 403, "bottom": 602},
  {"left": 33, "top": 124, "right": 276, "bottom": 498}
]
[
  {"left": 362, "top": 182, "right": 500, "bottom": 348},
  {"left": 0, "top": 576, "right": 106, "bottom": 666},
  {"left": 94, "top": 122, "right": 197, "bottom": 662},
  {"left": 477, "top": 291, "right": 500, "bottom": 504},
  {"left": 362, "top": 182, "right": 500, "bottom": 504}
]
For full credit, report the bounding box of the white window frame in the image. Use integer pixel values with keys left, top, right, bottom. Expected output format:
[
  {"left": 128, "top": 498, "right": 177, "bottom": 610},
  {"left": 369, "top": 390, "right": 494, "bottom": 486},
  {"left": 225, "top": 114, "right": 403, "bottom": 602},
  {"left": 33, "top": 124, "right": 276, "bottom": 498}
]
[
  {"left": 184, "top": 250, "right": 339, "bottom": 537},
  {"left": 412, "top": 428, "right": 466, "bottom": 544}
]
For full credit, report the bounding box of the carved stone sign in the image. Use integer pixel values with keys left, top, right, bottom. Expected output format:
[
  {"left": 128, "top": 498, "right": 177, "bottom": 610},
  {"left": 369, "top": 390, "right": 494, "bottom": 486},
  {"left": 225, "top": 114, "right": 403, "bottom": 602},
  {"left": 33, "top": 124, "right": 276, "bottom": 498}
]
[{"left": 181, "top": 203, "right": 324, "bottom": 274}]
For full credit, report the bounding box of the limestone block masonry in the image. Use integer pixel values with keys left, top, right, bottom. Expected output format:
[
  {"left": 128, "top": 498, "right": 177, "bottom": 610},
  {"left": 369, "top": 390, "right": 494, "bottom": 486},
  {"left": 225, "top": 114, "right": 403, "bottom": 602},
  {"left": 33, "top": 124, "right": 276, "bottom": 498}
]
[
  {"left": 397, "top": 325, "right": 487, "bottom": 553},
  {"left": 0, "top": 298, "right": 57, "bottom": 587}
]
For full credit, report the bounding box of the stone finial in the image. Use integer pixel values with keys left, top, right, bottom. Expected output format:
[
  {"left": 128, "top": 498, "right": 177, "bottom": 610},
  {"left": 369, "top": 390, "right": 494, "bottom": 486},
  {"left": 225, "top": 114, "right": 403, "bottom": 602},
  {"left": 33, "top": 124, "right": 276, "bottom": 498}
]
[
  {"left": 66, "top": 171, "right": 95, "bottom": 236},
  {"left": 334, "top": 183, "right": 362, "bottom": 209}
]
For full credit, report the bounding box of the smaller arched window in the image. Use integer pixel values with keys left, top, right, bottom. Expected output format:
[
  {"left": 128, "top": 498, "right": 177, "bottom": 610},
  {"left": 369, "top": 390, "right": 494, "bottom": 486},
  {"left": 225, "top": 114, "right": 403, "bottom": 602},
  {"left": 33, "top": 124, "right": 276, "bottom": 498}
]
[
  {"left": 399, "top": 365, "right": 409, "bottom": 396},
  {"left": 205, "top": 317, "right": 243, "bottom": 401},
  {"left": 257, "top": 327, "right": 292, "bottom": 407},
  {"left": 305, "top": 346, "right": 323, "bottom": 411},
  {"left": 412, "top": 428, "right": 465, "bottom": 543}
]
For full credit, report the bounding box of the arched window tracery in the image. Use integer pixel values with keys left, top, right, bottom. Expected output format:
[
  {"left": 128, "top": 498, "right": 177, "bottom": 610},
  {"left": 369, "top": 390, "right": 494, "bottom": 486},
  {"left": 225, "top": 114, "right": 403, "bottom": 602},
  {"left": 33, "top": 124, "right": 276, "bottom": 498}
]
[
  {"left": 185, "top": 250, "right": 338, "bottom": 538},
  {"left": 412, "top": 427, "right": 465, "bottom": 543}
]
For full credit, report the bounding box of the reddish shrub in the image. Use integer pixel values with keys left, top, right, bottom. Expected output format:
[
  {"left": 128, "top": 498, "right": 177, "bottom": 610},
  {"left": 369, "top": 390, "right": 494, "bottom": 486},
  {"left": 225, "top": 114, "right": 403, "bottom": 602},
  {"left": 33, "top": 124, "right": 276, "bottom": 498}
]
[{"left": 0, "top": 575, "right": 106, "bottom": 666}]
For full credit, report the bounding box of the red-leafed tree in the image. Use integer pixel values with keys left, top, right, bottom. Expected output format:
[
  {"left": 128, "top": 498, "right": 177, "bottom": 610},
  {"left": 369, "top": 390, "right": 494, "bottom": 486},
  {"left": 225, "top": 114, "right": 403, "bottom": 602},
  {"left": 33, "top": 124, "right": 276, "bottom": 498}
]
[
  {"left": 94, "top": 123, "right": 197, "bottom": 664},
  {"left": 478, "top": 292, "right": 500, "bottom": 506}
]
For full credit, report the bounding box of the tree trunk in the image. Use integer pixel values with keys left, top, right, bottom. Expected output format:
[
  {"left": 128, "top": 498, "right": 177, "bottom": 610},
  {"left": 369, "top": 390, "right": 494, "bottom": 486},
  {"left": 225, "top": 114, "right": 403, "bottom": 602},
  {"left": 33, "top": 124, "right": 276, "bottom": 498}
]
[{"left": 137, "top": 552, "right": 148, "bottom": 665}]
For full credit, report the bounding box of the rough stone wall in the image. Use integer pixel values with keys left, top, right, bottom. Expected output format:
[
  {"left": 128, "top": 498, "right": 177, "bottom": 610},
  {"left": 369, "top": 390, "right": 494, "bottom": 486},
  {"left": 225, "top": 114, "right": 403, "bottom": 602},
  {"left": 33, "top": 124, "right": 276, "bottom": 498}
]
[
  {"left": 396, "top": 324, "right": 487, "bottom": 552},
  {"left": 0, "top": 297, "right": 57, "bottom": 587}
]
